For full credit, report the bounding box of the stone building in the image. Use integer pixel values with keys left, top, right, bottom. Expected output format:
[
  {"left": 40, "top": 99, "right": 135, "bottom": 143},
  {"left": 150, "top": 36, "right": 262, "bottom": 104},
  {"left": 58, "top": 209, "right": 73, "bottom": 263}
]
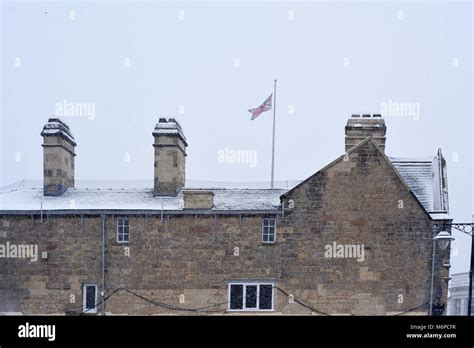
[
  {"left": 447, "top": 272, "right": 474, "bottom": 315},
  {"left": 0, "top": 115, "right": 452, "bottom": 315}
]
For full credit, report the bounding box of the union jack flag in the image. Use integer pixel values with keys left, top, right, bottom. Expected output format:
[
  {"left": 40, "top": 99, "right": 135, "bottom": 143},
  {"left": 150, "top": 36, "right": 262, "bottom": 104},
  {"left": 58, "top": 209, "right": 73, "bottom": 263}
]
[{"left": 248, "top": 94, "right": 272, "bottom": 120}]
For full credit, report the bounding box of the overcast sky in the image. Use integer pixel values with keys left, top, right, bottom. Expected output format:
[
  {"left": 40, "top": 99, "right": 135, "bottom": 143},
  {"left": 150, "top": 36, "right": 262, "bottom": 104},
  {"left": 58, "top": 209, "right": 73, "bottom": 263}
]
[{"left": 1, "top": 0, "right": 472, "bottom": 273}]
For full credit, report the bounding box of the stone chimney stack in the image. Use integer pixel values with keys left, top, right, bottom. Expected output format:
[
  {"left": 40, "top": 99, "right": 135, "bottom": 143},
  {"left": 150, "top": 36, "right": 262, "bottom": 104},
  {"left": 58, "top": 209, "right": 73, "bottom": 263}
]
[
  {"left": 41, "top": 118, "right": 76, "bottom": 196},
  {"left": 345, "top": 114, "right": 386, "bottom": 152},
  {"left": 153, "top": 118, "right": 187, "bottom": 196}
]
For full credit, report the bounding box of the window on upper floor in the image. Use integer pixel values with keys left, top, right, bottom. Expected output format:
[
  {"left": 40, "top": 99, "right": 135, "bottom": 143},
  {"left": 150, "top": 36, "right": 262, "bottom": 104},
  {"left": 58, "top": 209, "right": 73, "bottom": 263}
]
[
  {"left": 262, "top": 218, "right": 276, "bottom": 243},
  {"left": 117, "top": 218, "right": 130, "bottom": 243}
]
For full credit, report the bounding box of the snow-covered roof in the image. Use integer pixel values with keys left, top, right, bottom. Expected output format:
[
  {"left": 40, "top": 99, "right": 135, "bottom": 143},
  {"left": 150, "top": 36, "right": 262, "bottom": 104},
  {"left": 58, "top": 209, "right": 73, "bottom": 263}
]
[
  {"left": 0, "top": 147, "right": 448, "bottom": 215},
  {"left": 390, "top": 158, "right": 434, "bottom": 211},
  {"left": 0, "top": 186, "right": 286, "bottom": 213},
  {"left": 390, "top": 151, "right": 449, "bottom": 214},
  {"left": 428, "top": 212, "right": 451, "bottom": 220}
]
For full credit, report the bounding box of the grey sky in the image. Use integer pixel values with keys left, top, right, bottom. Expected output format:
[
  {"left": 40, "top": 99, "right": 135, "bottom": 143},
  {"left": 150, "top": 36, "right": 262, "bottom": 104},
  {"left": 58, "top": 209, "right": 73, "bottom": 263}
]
[{"left": 1, "top": 0, "right": 472, "bottom": 273}]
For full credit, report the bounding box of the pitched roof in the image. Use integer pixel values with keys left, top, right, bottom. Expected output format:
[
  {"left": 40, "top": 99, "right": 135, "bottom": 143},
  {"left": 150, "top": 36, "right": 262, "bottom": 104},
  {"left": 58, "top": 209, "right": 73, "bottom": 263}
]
[{"left": 280, "top": 137, "right": 448, "bottom": 215}]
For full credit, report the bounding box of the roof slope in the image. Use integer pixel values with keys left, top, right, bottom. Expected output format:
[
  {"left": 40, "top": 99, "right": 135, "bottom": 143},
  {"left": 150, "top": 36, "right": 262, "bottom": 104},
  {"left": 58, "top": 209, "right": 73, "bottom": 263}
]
[
  {"left": 0, "top": 187, "right": 285, "bottom": 212},
  {"left": 390, "top": 158, "right": 434, "bottom": 211},
  {"left": 390, "top": 149, "right": 449, "bottom": 213}
]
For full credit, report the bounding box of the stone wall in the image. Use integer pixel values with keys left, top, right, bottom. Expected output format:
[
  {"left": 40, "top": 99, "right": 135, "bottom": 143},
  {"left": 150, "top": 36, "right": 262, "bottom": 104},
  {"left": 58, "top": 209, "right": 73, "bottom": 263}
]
[{"left": 0, "top": 216, "right": 101, "bottom": 314}]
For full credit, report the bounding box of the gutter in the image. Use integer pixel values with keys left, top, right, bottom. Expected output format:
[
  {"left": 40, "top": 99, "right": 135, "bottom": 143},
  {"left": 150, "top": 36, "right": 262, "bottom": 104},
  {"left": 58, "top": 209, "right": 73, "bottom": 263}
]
[{"left": 0, "top": 209, "right": 282, "bottom": 216}]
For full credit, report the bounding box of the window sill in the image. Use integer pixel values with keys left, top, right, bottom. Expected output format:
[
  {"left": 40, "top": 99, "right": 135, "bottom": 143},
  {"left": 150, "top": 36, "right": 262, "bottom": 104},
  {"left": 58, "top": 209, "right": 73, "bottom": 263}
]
[{"left": 226, "top": 309, "right": 275, "bottom": 313}]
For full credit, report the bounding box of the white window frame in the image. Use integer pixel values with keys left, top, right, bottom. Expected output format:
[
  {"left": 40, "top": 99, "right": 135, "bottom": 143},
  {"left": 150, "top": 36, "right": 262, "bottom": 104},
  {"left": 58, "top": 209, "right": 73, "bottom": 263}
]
[
  {"left": 82, "top": 284, "right": 97, "bottom": 314},
  {"left": 227, "top": 282, "right": 274, "bottom": 312},
  {"left": 116, "top": 218, "right": 130, "bottom": 243},
  {"left": 262, "top": 218, "right": 276, "bottom": 243}
]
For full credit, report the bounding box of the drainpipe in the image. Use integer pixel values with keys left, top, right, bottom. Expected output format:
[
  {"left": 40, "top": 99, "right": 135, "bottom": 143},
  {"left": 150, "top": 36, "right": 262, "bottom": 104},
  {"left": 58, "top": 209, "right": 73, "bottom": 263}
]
[
  {"left": 429, "top": 233, "right": 437, "bottom": 316},
  {"left": 101, "top": 214, "right": 106, "bottom": 316}
]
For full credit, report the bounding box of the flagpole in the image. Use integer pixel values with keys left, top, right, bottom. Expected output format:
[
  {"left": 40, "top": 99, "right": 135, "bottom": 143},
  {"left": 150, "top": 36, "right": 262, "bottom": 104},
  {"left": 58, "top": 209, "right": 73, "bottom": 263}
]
[{"left": 271, "top": 78, "right": 277, "bottom": 189}]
